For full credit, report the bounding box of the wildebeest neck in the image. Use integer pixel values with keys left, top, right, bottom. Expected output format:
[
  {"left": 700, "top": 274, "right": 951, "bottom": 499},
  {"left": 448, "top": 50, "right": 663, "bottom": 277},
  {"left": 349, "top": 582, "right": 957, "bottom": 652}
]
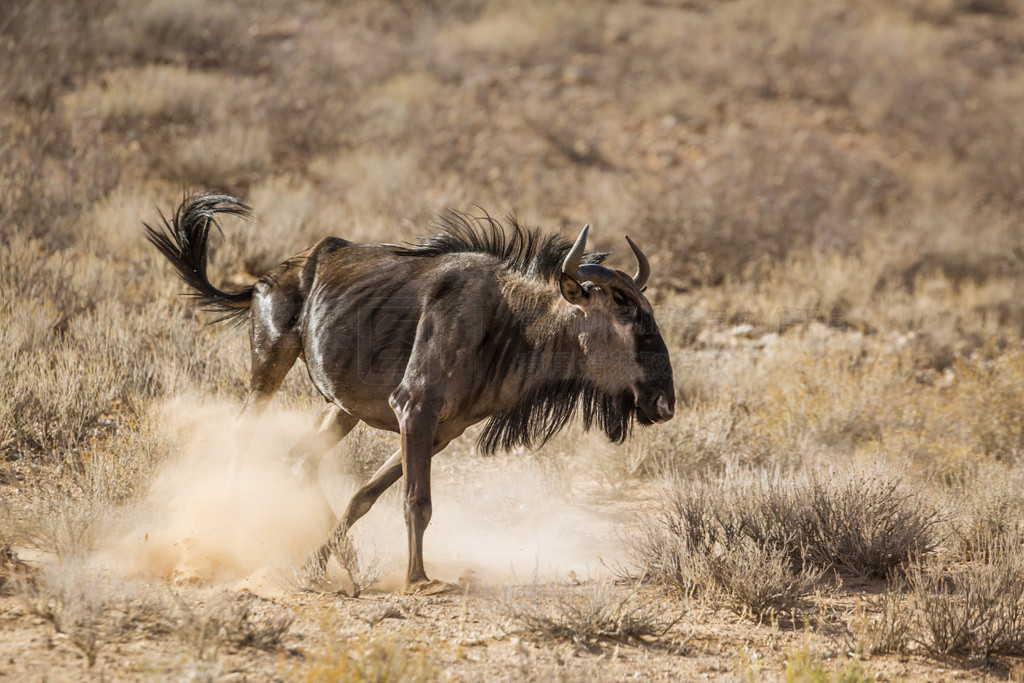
[{"left": 474, "top": 272, "right": 635, "bottom": 454}]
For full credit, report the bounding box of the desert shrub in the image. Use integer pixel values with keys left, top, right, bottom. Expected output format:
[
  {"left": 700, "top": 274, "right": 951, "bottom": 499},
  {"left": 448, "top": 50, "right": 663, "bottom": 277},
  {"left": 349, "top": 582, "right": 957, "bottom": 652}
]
[
  {"left": 0, "top": 0, "right": 108, "bottom": 108},
  {"left": 14, "top": 561, "right": 128, "bottom": 667},
  {"left": 171, "top": 592, "right": 294, "bottom": 662},
  {"left": 907, "top": 542, "right": 1024, "bottom": 658},
  {"left": 800, "top": 472, "right": 941, "bottom": 577},
  {"left": 498, "top": 581, "right": 679, "bottom": 651},
  {"left": 946, "top": 464, "right": 1024, "bottom": 561},
  {"left": 642, "top": 127, "right": 900, "bottom": 287},
  {"left": 298, "top": 532, "right": 388, "bottom": 598},
  {"left": 951, "top": 350, "right": 1024, "bottom": 464},
  {"left": 11, "top": 481, "right": 117, "bottom": 559},
  {"left": 626, "top": 467, "right": 939, "bottom": 618},
  {"left": 850, "top": 481, "right": 1024, "bottom": 661},
  {"left": 616, "top": 401, "right": 772, "bottom": 480},
  {"left": 219, "top": 594, "right": 294, "bottom": 653},
  {"left": 853, "top": 579, "right": 913, "bottom": 657},
  {"left": 103, "top": 0, "right": 269, "bottom": 73},
  {"left": 711, "top": 538, "right": 824, "bottom": 621},
  {"left": 625, "top": 471, "right": 820, "bottom": 619}
]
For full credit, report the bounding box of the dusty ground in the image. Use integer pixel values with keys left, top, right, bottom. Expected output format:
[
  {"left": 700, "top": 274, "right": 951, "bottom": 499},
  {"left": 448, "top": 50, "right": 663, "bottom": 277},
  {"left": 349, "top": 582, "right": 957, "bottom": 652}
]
[{"left": 0, "top": 449, "right": 1018, "bottom": 681}]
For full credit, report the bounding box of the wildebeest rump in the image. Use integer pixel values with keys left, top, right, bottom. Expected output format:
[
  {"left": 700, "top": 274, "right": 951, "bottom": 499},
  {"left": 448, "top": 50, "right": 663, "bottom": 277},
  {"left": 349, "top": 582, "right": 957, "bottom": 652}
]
[{"left": 146, "top": 193, "right": 675, "bottom": 587}]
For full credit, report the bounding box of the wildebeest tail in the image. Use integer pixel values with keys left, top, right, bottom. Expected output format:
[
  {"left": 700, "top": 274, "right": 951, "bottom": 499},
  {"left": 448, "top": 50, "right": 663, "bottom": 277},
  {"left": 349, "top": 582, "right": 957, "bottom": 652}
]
[{"left": 144, "top": 192, "right": 254, "bottom": 326}]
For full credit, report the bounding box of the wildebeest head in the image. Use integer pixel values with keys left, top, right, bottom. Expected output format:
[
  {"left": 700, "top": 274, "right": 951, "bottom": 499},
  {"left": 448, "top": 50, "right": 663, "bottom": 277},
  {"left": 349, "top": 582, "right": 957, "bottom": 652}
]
[{"left": 558, "top": 225, "right": 675, "bottom": 428}]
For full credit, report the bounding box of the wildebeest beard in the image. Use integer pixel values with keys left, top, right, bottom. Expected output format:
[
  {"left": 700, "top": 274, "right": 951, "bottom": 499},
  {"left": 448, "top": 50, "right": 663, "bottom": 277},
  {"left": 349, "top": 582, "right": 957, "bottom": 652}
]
[{"left": 477, "top": 379, "right": 636, "bottom": 455}]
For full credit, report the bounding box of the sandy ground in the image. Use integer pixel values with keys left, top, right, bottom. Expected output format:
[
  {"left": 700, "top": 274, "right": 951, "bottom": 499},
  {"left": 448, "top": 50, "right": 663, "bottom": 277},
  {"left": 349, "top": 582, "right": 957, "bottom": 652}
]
[{"left": 0, "top": 420, "right": 1017, "bottom": 681}]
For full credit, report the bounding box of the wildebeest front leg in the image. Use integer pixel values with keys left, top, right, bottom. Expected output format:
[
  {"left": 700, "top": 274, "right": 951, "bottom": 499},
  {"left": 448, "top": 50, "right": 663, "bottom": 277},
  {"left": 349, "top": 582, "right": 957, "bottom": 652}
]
[
  {"left": 393, "top": 395, "right": 440, "bottom": 585},
  {"left": 304, "top": 435, "right": 455, "bottom": 588},
  {"left": 380, "top": 382, "right": 440, "bottom": 585}
]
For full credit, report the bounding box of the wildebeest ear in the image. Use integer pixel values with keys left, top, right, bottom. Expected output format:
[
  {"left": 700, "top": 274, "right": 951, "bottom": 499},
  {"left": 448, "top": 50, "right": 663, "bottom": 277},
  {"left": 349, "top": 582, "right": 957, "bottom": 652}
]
[{"left": 559, "top": 273, "right": 589, "bottom": 307}]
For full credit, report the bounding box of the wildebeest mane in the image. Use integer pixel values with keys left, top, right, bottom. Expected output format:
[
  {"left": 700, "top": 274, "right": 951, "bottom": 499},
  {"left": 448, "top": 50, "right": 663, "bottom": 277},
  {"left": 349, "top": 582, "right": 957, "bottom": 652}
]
[
  {"left": 399, "top": 210, "right": 631, "bottom": 453},
  {"left": 395, "top": 210, "right": 607, "bottom": 280},
  {"left": 478, "top": 379, "right": 635, "bottom": 454}
]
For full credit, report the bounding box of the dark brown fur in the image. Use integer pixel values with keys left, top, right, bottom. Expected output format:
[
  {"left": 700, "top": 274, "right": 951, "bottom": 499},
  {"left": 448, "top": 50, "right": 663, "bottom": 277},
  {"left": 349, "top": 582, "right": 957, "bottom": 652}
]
[{"left": 146, "top": 192, "right": 675, "bottom": 586}]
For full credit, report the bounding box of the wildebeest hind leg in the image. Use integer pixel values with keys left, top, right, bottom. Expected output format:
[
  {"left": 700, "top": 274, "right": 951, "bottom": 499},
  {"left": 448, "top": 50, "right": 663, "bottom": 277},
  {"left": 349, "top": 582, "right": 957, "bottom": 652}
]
[
  {"left": 284, "top": 404, "right": 358, "bottom": 486},
  {"left": 301, "top": 449, "right": 403, "bottom": 587},
  {"left": 236, "top": 289, "right": 303, "bottom": 419}
]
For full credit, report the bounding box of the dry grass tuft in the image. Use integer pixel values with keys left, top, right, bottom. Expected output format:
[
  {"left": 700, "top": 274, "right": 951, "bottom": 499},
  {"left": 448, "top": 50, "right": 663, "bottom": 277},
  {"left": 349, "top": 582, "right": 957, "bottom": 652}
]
[
  {"left": 62, "top": 65, "right": 222, "bottom": 132},
  {"left": 615, "top": 400, "right": 773, "bottom": 480},
  {"left": 946, "top": 464, "right": 1024, "bottom": 562},
  {"left": 907, "top": 540, "right": 1024, "bottom": 659},
  {"left": 296, "top": 633, "right": 439, "bottom": 682},
  {"left": 852, "top": 580, "right": 913, "bottom": 657},
  {"left": 626, "top": 467, "right": 939, "bottom": 618},
  {"left": 800, "top": 472, "right": 941, "bottom": 578},
  {"left": 171, "top": 592, "right": 294, "bottom": 662},
  {"left": 498, "top": 580, "right": 680, "bottom": 651},
  {"left": 7, "top": 415, "right": 170, "bottom": 559},
  {"left": 780, "top": 636, "right": 875, "bottom": 682},
  {"left": 952, "top": 350, "right": 1024, "bottom": 465},
  {"left": 13, "top": 562, "right": 128, "bottom": 668},
  {"left": 712, "top": 538, "right": 823, "bottom": 621},
  {"left": 162, "top": 124, "right": 273, "bottom": 192},
  {"left": 324, "top": 535, "right": 388, "bottom": 599}
]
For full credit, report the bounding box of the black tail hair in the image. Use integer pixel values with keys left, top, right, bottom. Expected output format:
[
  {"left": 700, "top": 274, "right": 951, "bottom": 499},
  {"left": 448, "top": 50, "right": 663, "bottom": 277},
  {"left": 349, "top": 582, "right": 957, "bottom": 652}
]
[{"left": 144, "top": 192, "right": 254, "bottom": 326}]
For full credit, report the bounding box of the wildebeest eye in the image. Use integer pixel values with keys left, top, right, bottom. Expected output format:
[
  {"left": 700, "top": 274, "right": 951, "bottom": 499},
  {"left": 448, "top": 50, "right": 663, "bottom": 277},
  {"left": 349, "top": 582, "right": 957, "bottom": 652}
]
[{"left": 610, "top": 289, "right": 636, "bottom": 321}]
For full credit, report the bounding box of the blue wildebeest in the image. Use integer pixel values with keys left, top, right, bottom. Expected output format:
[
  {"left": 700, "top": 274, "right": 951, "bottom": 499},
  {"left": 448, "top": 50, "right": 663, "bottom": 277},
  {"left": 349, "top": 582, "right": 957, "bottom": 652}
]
[{"left": 146, "top": 193, "right": 675, "bottom": 587}]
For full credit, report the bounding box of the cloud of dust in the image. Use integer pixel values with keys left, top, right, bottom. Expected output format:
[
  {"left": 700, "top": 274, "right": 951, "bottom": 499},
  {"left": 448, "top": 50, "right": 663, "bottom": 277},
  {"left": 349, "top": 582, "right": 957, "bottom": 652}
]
[
  {"left": 323, "top": 448, "right": 630, "bottom": 590},
  {"left": 103, "top": 399, "right": 335, "bottom": 593},
  {"left": 428, "top": 457, "right": 629, "bottom": 586},
  {"left": 101, "top": 400, "right": 630, "bottom": 593}
]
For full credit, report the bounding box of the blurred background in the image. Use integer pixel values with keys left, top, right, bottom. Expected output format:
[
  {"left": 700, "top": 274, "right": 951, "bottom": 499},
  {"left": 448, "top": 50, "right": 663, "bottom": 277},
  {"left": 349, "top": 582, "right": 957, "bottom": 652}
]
[{"left": 2, "top": 0, "right": 1024, "bottom": 469}]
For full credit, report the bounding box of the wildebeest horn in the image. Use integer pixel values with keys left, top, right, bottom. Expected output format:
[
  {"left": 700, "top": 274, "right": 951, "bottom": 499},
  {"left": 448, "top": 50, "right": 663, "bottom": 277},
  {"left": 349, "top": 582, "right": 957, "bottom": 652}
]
[
  {"left": 625, "top": 235, "right": 650, "bottom": 288},
  {"left": 563, "top": 224, "right": 615, "bottom": 286},
  {"left": 562, "top": 224, "right": 589, "bottom": 278}
]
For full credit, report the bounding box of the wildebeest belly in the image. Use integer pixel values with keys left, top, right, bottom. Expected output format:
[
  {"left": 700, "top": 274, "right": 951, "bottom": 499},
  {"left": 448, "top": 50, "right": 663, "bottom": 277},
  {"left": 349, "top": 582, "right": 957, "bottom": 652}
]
[{"left": 298, "top": 253, "right": 427, "bottom": 430}]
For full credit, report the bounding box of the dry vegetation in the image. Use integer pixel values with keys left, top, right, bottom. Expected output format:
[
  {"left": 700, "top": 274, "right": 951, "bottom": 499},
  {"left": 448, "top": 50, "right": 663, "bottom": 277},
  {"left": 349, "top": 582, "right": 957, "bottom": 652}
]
[{"left": 3, "top": 0, "right": 1024, "bottom": 679}]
